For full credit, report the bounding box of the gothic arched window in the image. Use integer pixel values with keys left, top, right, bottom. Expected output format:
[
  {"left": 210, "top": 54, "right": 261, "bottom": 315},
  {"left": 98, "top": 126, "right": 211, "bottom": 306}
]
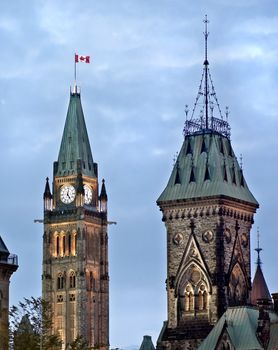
[
  {"left": 72, "top": 231, "right": 77, "bottom": 256},
  {"left": 228, "top": 263, "right": 247, "bottom": 306},
  {"left": 57, "top": 273, "right": 64, "bottom": 290},
  {"left": 56, "top": 236, "right": 60, "bottom": 256},
  {"left": 68, "top": 234, "right": 72, "bottom": 255},
  {"left": 185, "top": 284, "right": 194, "bottom": 311},
  {"left": 62, "top": 235, "right": 66, "bottom": 256},
  {"left": 198, "top": 284, "right": 208, "bottom": 310},
  {"left": 69, "top": 271, "right": 76, "bottom": 289}
]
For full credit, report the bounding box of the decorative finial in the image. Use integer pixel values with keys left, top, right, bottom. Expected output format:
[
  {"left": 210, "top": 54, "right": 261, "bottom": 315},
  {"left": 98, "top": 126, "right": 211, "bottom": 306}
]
[
  {"left": 240, "top": 154, "right": 243, "bottom": 170},
  {"left": 203, "top": 15, "right": 209, "bottom": 65},
  {"left": 173, "top": 151, "right": 178, "bottom": 167},
  {"left": 255, "top": 227, "right": 262, "bottom": 266},
  {"left": 203, "top": 15, "right": 210, "bottom": 129},
  {"left": 225, "top": 106, "right": 229, "bottom": 122},
  {"left": 185, "top": 105, "right": 189, "bottom": 119},
  {"left": 183, "top": 17, "right": 231, "bottom": 139}
]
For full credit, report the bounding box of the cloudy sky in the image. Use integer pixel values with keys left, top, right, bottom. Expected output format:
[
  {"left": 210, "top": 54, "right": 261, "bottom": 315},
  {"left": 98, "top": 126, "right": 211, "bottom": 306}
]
[{"left": 1, "top": 0, "right": 278, "bottom": 348}]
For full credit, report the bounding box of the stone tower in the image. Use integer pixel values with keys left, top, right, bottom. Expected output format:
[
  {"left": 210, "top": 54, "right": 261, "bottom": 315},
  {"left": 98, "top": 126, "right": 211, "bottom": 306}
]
[
  {"left": 42, "top": 87, "right": 109, "bottom": 350},
  {"left": 156, "top": 19, "right": 258, "bottom": 350},
  {"left": 0, "top": 235, "right": 18, "bottom": 350}
]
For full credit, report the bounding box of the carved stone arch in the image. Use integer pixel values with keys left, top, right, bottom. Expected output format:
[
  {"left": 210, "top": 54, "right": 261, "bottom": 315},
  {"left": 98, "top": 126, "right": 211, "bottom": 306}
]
[
  {"left": 176, "top": 262, "right": 211, "bottom": 325},
  {"left": 228, "top": 262, "right": 248, "bottom": 306},
  {"left": 176, "top": 261, "right": 211, "bottom": 296}
]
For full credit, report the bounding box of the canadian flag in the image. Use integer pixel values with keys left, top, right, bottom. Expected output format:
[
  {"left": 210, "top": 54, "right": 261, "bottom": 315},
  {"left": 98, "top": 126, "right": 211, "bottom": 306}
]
[{"left": 75, "top": 54, "right": 90, "bottom": 63}]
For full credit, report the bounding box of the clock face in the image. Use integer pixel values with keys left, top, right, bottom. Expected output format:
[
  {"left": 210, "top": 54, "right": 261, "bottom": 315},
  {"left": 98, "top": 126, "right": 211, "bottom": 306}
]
[
  {"left": 60, "top": 185, "right": 76, "bottom": 204},
  {"left": 84, "top": 184, "right": 93, "bottom": 204}
]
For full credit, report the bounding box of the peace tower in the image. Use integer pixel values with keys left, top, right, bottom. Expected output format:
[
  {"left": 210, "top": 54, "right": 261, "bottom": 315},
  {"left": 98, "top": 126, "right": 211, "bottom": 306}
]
[{"left": 42, "top": 86, "right": 109, "bottom": 350}]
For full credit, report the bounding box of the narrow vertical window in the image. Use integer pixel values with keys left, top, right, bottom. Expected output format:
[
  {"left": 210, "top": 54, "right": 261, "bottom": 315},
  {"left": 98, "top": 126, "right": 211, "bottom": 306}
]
[
  {"left": 198, "top": 291, "right": 203, "bottom": 310},
  {"left": 69, "top": 271, "right": 76, "bottom": 288},
  {"left": 203, "top": 291, "right": 207, "bottom": 310},
  {"left": 185, "top": 285, "right": 194, "bottom": 311},
  {"left": 189, "top": 292, "right": 194, "bottom": 311},
  {"left": 56, "top": 236, "right": 60, "bottom": 256},
  {"left": 74, "top": 233, "right": 77, "bottom": 255},
  {"left": 63, "top": 236, "right": 66, "bottom": 256},
  {"left": 68, "top": 235, "right": 72, "bottom": 255},
  {"left": 185, "top": 293, "right": 190, "bottom": 311},
  {"left": 57, "top": 273, "right": 64, "bottom": 290}
]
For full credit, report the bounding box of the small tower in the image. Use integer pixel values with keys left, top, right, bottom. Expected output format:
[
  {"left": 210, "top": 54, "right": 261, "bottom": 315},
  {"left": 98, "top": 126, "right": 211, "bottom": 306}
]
[
  {"left": 250, "top": 229, "right": 272, "bottom": 308},
  {"left": 99, "top": 179, "right": 108, "bottom": 213},
  {"left": 157, "top": 18, "right": 258, "bottom": 350},
  {"left": 42, "top": 87, "right": 109, "bottom": 350},
  {"left": 0, "top": 235, "right": 18, "bottom": 350}
]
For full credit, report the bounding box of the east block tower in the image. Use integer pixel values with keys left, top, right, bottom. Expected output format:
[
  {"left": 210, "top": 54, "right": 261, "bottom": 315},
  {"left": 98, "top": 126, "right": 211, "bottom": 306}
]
[
  {"left": 156, "top": 21, "right": 259, "bottom": 350},
  {"left": 42, "top": 88, "right": 109, "bottom": 350}
]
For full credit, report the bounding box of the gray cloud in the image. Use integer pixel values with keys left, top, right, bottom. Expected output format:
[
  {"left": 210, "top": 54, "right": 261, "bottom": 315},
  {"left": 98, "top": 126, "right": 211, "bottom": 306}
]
[{"left": 1, "top": 0, "right": 278, "bottom": 348}]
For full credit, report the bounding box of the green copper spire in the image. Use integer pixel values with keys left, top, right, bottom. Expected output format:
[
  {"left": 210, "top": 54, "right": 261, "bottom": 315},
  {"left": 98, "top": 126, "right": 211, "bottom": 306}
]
[
  {"left": 157, "top": 132, "right": 258, "bottom": 206},
  {"left": 55, "top": 91, "right": 97, "bottom": 178}
]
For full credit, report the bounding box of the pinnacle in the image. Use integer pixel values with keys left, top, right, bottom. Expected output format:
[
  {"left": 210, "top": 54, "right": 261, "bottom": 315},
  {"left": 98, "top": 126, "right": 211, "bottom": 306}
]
[{"left": 55, "top": 92, "right": 96, "bottom": 178}]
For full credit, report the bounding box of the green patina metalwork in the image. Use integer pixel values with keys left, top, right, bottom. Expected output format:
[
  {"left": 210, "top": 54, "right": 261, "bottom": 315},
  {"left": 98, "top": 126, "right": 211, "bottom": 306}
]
[
  {"left": 198, "top": 306, "right": 278, "bottom": 350},
  {"left": 55, "top": 92, "right": 96, "bottom": 178},
  {"left": 157, "top": 131, "right": 258, "bottom": 207}
]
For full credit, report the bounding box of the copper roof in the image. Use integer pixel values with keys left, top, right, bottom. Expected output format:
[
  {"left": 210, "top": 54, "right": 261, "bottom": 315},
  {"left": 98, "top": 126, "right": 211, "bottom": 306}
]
[{"left": 251, "top": 264, "right": 272, "bottom": 306}]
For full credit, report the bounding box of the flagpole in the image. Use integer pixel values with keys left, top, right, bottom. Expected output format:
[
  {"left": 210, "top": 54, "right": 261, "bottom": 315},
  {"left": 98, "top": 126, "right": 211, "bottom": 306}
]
[{"left": 74, "top": 53, "right": 77, "bottom": 93}]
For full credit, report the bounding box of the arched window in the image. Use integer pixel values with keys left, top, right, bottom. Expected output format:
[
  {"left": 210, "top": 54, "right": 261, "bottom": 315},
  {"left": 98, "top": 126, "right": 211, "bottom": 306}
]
[
  {"left": 57, "top": 273, "right": 64, "bottom": 290},
  {"left": 185, "top": 285, "right": 194, "bottom": 311},
  {"left": 68, "top": 234, "right": 72, "bottom": 255},
  {"left": 228, "top": 263, "right": 247, "bottom": 306},
  {"left": 69, "top": 271, "right": 76, "bottom": 288},
  {"left": 198, "top": 290, "right": 203, "bottom": 310},
  {"left": 62, "top": 236, "right": 66, "bottom": 256},
  {"left": 198, "top": 284, "right": 208, "bottom": 310},
  {"left": 73, "top": 232, "right": 77, "bottom": 255},
  {"left": 203, "top": 290, "right": 207, "bottom": 310},
  {"left": 56, "top": 236, "right": 60, "bottom": 256}
]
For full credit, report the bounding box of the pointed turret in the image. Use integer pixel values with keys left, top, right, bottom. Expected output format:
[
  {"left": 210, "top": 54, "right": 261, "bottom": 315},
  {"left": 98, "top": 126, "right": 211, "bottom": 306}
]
[
  {"left": 139, "top": 335, "right": 155, "bottom": 350},
  {"left": 43, "top": 177, "right": 52, "bottom": 211},
  {"left": 99, "top": 179, "right": 108, "bottom": 213},
  {"left": 251, "top": 231, "right": 272, "bottom": 308},
  {"left": 54, "top": 90, "right": 96, "bottom": 178}
]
